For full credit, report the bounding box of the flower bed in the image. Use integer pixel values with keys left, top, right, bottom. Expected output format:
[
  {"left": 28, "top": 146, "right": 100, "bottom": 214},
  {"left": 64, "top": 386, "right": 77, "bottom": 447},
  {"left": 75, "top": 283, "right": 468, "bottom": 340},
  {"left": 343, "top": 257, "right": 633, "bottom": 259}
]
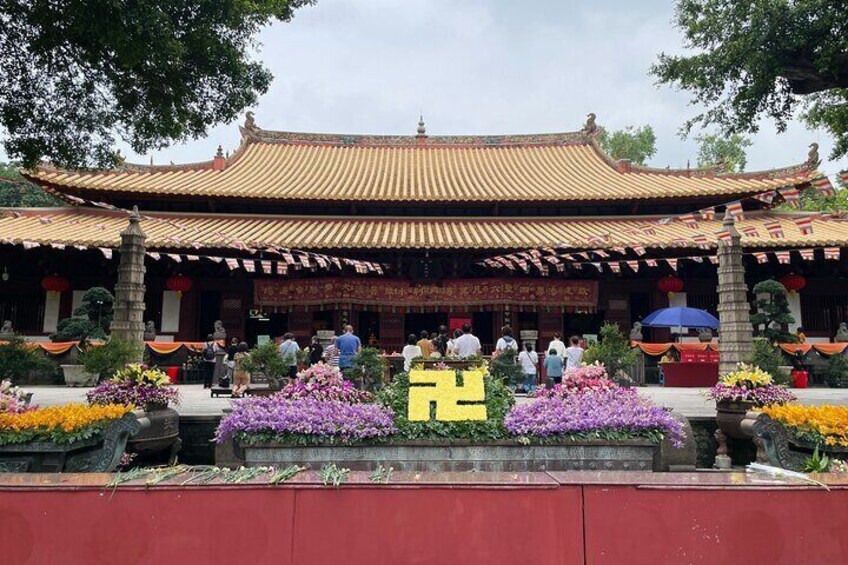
[
  {"left": 707, "top": 363, "right": 795, "bottom": 406},
  {"left": 505, "top": 388, "right": 685, "bottom": 447},
  {"left": 277, "top": 364, "right": 372, "bottom": 404},
  {"left": 0, "top": 379, "right": 32, "bottom": 414},
  {"left": 87, "top": 363, "right": 179, "bottom": 410},
  {"left": 761, "top": 404, "right": 848, "bottom": 448},
  {"left": 534, "top": 363, "right": 618, "bottom": 398},
  {"left": 0, "top": 402, "right": 133, "bottom": 445},
  {"left": 215, "top": 397, "right": 396, "bottom": 446}
]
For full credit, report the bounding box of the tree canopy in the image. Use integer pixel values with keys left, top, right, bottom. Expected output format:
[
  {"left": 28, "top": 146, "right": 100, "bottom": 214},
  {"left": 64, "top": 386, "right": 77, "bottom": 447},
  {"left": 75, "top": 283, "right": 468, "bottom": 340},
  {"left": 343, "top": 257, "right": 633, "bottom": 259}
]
[
  {"left": 0, "top": 163, "right": 63, "bottom": 207},
  {"left": 695, "top": 133, "right": 752, "bottom": 173},
  {"left": 598, "top": 125, "right": 657, "bottom": 166},
  {"left": 0, "top": 0, "right": 314, "bottom": 169},
  {"left": 652, "top": 0, "right": 848, "bottom": 158}
]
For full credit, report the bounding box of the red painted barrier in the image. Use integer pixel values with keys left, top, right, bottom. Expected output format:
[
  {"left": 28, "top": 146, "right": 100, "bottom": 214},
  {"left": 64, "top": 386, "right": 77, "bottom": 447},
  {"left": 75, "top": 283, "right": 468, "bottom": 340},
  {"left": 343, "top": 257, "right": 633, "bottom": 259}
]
[{"left": 2, "top": 472, "right": 846, "bottom": 565}]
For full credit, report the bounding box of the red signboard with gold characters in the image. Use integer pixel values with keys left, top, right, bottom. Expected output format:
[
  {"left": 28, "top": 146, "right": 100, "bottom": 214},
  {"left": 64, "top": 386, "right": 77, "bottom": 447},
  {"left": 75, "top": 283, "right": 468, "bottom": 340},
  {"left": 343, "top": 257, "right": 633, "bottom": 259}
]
[{"left": 254, "top": 278, "right": 598, "bottom": 311}]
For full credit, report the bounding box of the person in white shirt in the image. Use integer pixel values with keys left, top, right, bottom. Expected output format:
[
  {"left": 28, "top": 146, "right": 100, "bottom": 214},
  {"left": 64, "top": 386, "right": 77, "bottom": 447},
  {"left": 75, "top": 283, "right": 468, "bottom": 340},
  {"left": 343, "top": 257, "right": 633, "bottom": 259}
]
[
  {"left": 564, "top": 335, "right": 584, "bottom": 370},
  {"left": 447, "top": 329, "right": 462, "bottom": 356},
  {"left": 517, "top": 342, "right": 539, "bottom": 394},
  {"left": 547, "top": 332, "right": 567, "bottom": 358},
  {"left": 401, "top": 333, "right": 423, "bottom": 372},
  {"left": 495, "top": 325, "right": 518, "bottom": 353},
  {"left": 454, "top": 323, "right": 481, "bottom": 358}
]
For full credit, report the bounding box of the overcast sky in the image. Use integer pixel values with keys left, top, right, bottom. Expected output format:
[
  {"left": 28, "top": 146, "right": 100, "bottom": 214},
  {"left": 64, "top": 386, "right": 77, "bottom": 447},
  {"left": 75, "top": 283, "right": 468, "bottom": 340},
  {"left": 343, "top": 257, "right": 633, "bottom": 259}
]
[{"left": 103, "top": 0, "right": 848, "bottom": 177}]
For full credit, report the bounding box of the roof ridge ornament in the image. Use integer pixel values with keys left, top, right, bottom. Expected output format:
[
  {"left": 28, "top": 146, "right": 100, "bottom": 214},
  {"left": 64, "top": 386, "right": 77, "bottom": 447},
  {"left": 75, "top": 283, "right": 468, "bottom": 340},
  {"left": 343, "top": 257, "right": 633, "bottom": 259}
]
[
  {"left": 416, "top": 115, "right": 426, "bottom": 137},
  {"left": 582, "top": 113, "right": 598, "bottom": 135},
  {"left": 806, "top": 143, "right": 820, "bottom": 168},
  {"left": 244, "top": 111, "right": 259, "bottom": 132}
]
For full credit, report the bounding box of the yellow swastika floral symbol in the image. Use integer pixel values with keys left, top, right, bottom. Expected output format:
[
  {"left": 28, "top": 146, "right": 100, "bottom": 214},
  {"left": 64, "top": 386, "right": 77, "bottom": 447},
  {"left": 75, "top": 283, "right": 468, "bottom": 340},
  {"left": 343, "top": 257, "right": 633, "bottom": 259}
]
[{"left": 407, "top": 369, "right": 487, "bottom": 421}]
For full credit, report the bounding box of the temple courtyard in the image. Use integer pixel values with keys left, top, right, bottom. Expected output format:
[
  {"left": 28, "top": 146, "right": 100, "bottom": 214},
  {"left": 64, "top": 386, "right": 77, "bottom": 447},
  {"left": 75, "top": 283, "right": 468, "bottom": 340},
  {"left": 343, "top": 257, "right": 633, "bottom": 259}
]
[{"left": 23, "top": 384, "right": 848, "bottom": 419}]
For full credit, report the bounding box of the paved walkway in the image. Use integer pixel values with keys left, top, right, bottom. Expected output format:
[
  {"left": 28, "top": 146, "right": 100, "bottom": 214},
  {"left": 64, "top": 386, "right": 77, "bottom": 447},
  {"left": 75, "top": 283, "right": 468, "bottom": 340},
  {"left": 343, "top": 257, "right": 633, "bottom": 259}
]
[{"left": 21, "top": 384, "right": 848, "bottom": 419}]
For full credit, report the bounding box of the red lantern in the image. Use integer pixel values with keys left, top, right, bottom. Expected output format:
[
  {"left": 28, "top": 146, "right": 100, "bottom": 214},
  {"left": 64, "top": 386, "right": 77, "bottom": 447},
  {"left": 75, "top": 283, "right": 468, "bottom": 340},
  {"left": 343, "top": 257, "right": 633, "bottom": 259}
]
[
  {"left": 779, "top": 273, "right": 806, "bottom": 294},
  {"left": 165, "top": 274, "right": 193, "bottom": 297},
  {"left": 41, "top": 274, "right": 70, "bottom": 294},
  {"left": 657, "top": 275, "right": 684, "bottom": 297}
]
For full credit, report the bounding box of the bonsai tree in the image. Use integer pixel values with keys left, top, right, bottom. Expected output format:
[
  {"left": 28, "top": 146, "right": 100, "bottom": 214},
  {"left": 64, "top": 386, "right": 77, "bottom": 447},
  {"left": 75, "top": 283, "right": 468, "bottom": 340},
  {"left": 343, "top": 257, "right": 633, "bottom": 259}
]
[
  {"left": 52, "top": 287, "right": 115, "bottom": 342},
  {"left": 78, "top": 339, "right": 142, "bottom": 381},
  {"left": 825, "top": 354, "right": 848, "bottom": 389},
  {"left": 583, "top": 322, "right": 638, "bottom": 383},
  {"left": 0, "top": 336, "right": 57, "bottom": 383},
  {"left": 748, "top": 337, "right": 791, "bottom": 386},
  {"left": 240, "top": 341, "right": 289, "bottom": 391},
  {"left": 750, "top": 279, "right": 796, "bottom": 344},
  {"left": 346, "top": 347, "right": 387, "bottom": 391}
]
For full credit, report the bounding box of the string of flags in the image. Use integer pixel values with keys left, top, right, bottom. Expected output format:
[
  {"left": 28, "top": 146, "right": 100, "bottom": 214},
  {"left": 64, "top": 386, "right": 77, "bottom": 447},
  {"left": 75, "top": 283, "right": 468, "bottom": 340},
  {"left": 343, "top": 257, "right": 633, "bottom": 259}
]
[{"left": 480, "top": 246, "right": 843, "bottom": 276}]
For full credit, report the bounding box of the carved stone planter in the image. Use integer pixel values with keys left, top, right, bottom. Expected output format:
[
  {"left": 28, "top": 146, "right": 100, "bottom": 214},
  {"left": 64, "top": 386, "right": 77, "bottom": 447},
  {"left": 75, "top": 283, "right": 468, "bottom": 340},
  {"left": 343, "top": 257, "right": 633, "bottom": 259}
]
[
  {"left": 61, "top": 364, "right": 98, "bottom": 387},
  {"left": 127, "top": 407, "right": 181, "bottom": 465},
  {"left": 742, "top": 412, "right": 848, "bottom": 472},
  {"left": 235, "top": 439, "right": 659, "bottom": 472},
  {"left": 0, "top": 411, "right": 148, "bottom": 473}
]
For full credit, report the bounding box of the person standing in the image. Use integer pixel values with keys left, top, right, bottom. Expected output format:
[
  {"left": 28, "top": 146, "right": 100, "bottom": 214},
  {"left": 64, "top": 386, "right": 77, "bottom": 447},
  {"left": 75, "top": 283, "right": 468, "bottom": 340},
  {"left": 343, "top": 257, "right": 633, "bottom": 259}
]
[
  {"left": 564, "top": 336, "right": 584, "bottom": 370},
  {"left": 201, "top": 334, "right": 219, "bottom": 389},
  {"left": 447, "top": 329, "right": 462, "bottom": 356},
  {"left": 336, "top": 325, "right": 362, "bottom": 376},
  {"left": 544, "top": 349, "right": 564, "bottom": 386},
  {"left": 454, "top": 323, "right": 481, "bottom": 358},
  {"left": 546, "top": 332, "right": 567, "bottom": 358},
  {"left": 495, "top": 325, "right": 518, "bottom": 353},
  {"left": 226, "top": 337, "right": 239, "bottom": 384},
  {"left": 517, "top": 342, "right": 539, "bottom": 394},
  {"left": 433, "top": 325, "right": 450, "bottom": 356},
  {"left": 278, "top": 333, "right": 301, "bottom": 380},
  {"left": 232, "top": 342, "right": 251, "bottom": 398},
  {"left": 417, "top": 329, "right": 436, "bottom": 358},
  {"left": 323, "top": 335, "right": 340, "bottom": 367},
  {"left": 401, "top": 334, "right": 423, "bottom": 372},
  {"left": 309, "top": 335, "right": 324, "bottom": 366}
]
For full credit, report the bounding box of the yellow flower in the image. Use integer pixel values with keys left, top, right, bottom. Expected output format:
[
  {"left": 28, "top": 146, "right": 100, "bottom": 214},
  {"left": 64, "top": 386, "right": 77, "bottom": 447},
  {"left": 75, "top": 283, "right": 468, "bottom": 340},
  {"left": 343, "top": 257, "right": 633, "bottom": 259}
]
[
  {"left": 720, "top": 363, "right": 773, "bottom": 387},
  {"left": 762, "top": 404, "right": 848, "bottom": 447},
  {"left": 0, "top": 403, "right": 133, "bottom": 436}
]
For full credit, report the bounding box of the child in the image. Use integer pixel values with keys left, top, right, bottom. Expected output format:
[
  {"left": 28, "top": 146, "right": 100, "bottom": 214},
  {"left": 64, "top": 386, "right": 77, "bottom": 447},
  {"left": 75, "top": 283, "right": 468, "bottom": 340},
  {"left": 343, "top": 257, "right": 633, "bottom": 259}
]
[
  {"left": 517, "top": 342, "right": 539, "bottom": 394},
  {"left": 232, "top": 342, "right": 251, "bottom": 398}
]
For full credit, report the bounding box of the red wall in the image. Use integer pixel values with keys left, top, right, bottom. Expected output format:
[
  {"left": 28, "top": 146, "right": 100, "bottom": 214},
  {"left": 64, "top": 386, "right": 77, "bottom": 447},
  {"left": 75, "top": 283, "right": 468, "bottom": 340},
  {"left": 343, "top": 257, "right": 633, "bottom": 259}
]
[{"left": 2, "top": 474, "right": 847, "bottom": 565}]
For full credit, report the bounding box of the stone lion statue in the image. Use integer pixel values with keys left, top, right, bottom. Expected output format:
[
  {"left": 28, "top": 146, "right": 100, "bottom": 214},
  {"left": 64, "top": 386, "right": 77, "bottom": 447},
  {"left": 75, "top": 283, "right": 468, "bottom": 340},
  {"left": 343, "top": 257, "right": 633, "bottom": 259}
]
[
  {"left": 629, "top": 321, "right": 643, "bottom": 342},
  {"left": 0, "top": 320, "right": 13, "bottom": 338},
  {"left": 836, "top": 322, "right": 848, "bottom": 343},
  {"left": 212, "top": 320, "right": 227, "bottom": 340},
  {"left": 143, "top": 320, "right": 157, "bottom": 341}
]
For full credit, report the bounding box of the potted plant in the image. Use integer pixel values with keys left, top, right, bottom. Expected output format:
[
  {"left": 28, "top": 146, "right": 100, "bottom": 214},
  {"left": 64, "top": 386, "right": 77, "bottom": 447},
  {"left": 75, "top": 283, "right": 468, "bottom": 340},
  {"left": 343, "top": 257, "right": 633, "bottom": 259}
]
[
  {"left": 750, "top": 279, "right": 796, "bottom": 344},
  {"left": 824, "top": 353, "right": 848, "bottom": 388},
  {"left": 52, "top": 287, "right": 116, "bottom": 386},
  {"left": 346, "top": 347, "right": 388, "bottom": 391},
  {"left": 749, "top": 337, "right": 791, "bottom": 386},
  {"left": 240, "top": 341, "right": 289, "bottom": 391},
  {"left": 87, "top": 363, "right": 181, "bottom": 464},
  {"left": 0, "top": 336, "right": 57, "bottom": 386},
  {"left": 79, "top": 338, "right": 141, "bottom": 382},
  {"left": 583, "top": 323, "right": 638, "bottom": 386},
  {"left": 707, "top": 363, "right": 795, "bottom": 440}
]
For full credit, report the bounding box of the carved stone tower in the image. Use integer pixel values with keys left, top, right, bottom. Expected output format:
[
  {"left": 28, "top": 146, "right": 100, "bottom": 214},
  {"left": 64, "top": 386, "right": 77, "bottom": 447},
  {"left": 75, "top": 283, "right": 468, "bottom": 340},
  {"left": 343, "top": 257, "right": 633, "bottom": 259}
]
[
  {"left": 716, "top": 210, "right": 753, "bottom": 373},
  {"left": 109, "top": 206, "right": 147, "bottom": 349}
]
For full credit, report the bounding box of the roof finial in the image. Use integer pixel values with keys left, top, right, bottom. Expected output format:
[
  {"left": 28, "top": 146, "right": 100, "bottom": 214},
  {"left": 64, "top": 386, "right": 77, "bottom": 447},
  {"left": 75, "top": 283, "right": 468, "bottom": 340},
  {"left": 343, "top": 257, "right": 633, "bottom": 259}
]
[
  {"left": 215, "top": 145, "right": 224, "bottom": 159},
  {"left": 582, "top": 113, "right": 598, "bottom": 135},
  {"left": 417, "top": 115, "right": 426, "bottom": 136},
  {"left": 244, "top": 111, "right": 258, "bottom": 132},
  {"left": 807, "top": 142, "right": 820, "bottom": 168}
]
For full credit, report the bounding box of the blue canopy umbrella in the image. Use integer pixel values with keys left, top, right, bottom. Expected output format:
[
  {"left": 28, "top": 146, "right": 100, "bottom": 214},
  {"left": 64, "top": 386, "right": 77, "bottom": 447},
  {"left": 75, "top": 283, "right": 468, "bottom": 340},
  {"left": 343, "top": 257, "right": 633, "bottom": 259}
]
[{"left": 640, "top": 307, "right": 719, "bottom": 329}]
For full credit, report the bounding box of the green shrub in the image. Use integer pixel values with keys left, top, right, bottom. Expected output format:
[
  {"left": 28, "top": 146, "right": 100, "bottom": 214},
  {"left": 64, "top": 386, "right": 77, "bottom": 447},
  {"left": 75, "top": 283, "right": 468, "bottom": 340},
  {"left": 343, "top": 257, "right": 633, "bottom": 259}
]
[
  {"left": 345, "top": 347, "right": 387, "bottom": 391},
  {"left": 0, "top": 336, "right": 57, "bottom": 383},
  {"left": 750, "top": 279, "right": 796, "bottom": 344},
  {"left": 52, "top": 287, "right": 115, "bottom": 342},
  {"left": 79, "top": 338, "right": 141, "bottom": 381},
  {"left": 376, "top": 370, "right": 514, "bottom": 442},
  {"left": 583, "top": 322, "right": 638, "bottom": 379},
  {"left": 749, "top": 338, "right": 791, "bottom": 386},
  {"left": 240, "top": 341, "right": 289, "bottom": 390},
  {"left": 825, "top": 354, "right": 848, "bottom": 388},
  {"left": 488, "top": 348, "right": 524, "bottom": 388}
]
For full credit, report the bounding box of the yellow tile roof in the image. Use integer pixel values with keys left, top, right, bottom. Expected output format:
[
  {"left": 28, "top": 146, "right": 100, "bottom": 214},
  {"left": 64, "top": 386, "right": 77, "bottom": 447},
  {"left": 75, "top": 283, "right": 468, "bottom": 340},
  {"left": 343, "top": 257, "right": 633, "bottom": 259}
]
[
  {"left": 2, "top": 208, "right": 847, "bottom": 252},
  {"left": 24, "top": 128, "right": 819, "bottom": 204}
]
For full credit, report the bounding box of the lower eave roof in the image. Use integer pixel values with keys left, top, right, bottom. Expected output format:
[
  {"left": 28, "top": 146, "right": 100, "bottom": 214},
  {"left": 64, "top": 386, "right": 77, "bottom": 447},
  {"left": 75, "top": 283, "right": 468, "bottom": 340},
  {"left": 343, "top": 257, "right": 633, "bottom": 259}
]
[{"left": 1, "top": 208, "right": 846, "bottom": 253}]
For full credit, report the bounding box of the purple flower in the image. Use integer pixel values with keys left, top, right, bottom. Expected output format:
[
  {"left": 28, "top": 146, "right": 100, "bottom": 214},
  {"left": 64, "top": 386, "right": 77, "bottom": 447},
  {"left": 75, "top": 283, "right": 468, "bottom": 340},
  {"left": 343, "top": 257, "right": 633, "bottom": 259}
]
[
  {"left": 87, "top": 381, "right": 179, "bottom": 411},
  {"left": 706, "top": 383, "right": 795, "bottom": 406},
  {"left": 276, "top": 364, "right": 372, "bottom": 404},
  {"left": 214, "top": 397, "right": 395, "bottom": 444},
  {"left": 505, "top": 388, "right": 686, "bottom": 447}
]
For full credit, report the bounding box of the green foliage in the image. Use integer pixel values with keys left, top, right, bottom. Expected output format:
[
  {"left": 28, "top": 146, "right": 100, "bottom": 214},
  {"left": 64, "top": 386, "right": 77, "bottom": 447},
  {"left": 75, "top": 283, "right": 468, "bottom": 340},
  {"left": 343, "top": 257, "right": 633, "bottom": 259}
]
[
  {"left": 240, "top": 341, "right": 289, "bottom": 390},
  {"left": 782, "top": 186, "right": 848, "bottom": 213},
  {"left": 53, "top": 287, "right": 115, "bottom": 342},
  {"left": 750, "top": 280, "right": 796, "bottom": 344},
  {"left": 695, "top": 133, "right": 752, "bottom": 172},
  {"left": 376, "top": 371, "right": 515, "bottom": 442},
  {"left": 345, "top": 347, "right": 387, "bottom": 391},
  {"left": 0, "top": 0, "right": 315, "bottom": 168},
  {"left": 824, "top": 354, "right": 848, "bottom": 388},
  {"left": 652, "top": 0, "right": 848, "bottom": 159},
  {"left": 369, "top": 464, "right": 393, "bottom": 483},
  {"left": 0, "top": 336, "right": 57, "bottom": 382},
  {"left": 488, "top": 348, "right": 524, "bottom": 388},
  {"left": 319, "top": 463, "right": 350, "bottom": 486},
  {"left": 79, "top": 339, "right": 141, "bottom": 381},
  {"left": 0, "top": 163, "right": 63, "bottom": 206},
  {"left": 803, "top": 446, "right": 831, "bottom": 474},
  {"left": 583, "top": 323, "right": 638, "bottom": 379},
  {"left": 749, "top": 338, "right": 790, "bottom": 386},
  {"left": 598, "top": 125, "right": 657, "bottom": 165}
]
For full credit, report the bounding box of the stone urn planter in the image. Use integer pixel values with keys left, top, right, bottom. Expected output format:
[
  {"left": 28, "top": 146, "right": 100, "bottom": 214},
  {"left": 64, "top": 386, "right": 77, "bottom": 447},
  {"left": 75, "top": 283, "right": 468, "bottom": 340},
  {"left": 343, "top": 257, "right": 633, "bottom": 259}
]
[
  {"left": 235, "top": 439, "right": 659, "bottom": 472},
  {"left": 61, "top": 364, "right": 98, "bottom": 387},
  {"left": 714, "top": 399, "right": 756, "bottom": 469},
  {"left": 0, "top": 411, "right": 149, "bottom": 473},
  {"left": 126, "top": 406, "right": 181, "bottom": 465}
]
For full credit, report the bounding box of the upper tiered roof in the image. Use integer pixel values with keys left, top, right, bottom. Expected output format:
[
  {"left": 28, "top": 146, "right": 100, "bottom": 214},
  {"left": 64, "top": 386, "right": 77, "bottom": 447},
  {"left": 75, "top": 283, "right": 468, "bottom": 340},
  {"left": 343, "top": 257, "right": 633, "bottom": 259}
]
[{"left": 23, "top": 115, "right": 821, "bottom": 207}]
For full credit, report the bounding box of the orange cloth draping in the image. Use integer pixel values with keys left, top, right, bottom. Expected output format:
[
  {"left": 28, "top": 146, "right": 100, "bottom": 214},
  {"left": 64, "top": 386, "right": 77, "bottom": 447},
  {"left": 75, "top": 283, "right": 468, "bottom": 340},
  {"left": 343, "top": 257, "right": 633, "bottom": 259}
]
[
  {"left": 183, "top": 342, "right": 208, "bottom": 352},
  {"left": 145, "top": 342, "right": 185, "bottom": 355},
  {"left": 812, "top": 343, "right": 848, "bottom": 356},
  {"left": 779, "top": 343, "right": 812, "bottom": 355},
  {"left": 631, "top": 342, "right": 673, "bottom": 356},
  {"left": 37, "top": 342, "right": 76, "bottom": 355},
  {"left": 674, "top": 343, "right": 716, "bottom": 352}
]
